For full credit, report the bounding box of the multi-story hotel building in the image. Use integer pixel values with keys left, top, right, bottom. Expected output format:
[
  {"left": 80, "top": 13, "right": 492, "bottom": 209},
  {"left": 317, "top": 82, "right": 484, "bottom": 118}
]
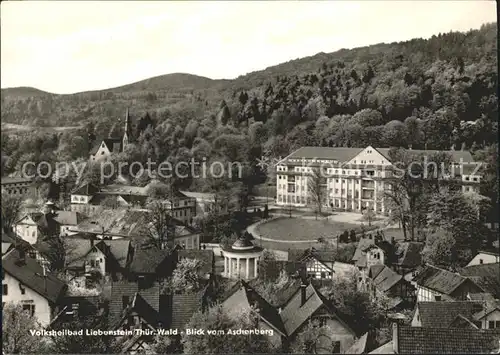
[{"left": 275, "top": 146, "right": 481, "bottom": 215}]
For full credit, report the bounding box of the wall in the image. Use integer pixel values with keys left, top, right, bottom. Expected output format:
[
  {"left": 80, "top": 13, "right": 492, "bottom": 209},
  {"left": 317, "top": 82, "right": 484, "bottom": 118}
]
[
  {"left": 3, "top": 272, "right": 53, "bottom": 327},
  {"left": 411, "top": 307, "right": 422, "bottom": 327},
  {"left": 85, "top": 247, "right": 107, "bottom": 276},
  {"left": 481, "top": 309, "right": 500, "bottom": 329},
  {"left": 466, "top": 253, "right": 500, "bottom": 267},
  {"left": 174, "top": 234, "right": 199, "bottom": 250},
  {"left": 16, "top": 222, "right": 39, "bottom": 245},
  {"left": 324, "top": 317, "right": 356, "bottom": 353},
  {"left": 416, "top": 286, "right": 449, "bottom": 302}
]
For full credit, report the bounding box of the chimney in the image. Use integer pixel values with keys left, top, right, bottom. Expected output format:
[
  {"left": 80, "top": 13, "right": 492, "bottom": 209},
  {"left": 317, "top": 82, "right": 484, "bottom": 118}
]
[
  {"left": 392, "top": 322, "right": 399, "bottom": 354},
  {"left": 300, "top": 284, "right": 307, "bottom": 306},
  {"left": 408, "top": 144, "right": 412, "bottom": 150},
  {"left": 18, "top": 249, "right": 26, "bottom": 264}
]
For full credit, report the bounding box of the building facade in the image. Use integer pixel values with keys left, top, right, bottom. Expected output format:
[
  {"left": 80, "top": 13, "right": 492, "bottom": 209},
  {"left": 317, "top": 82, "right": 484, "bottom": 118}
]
[
  {"left": 275, "top": 146, "right": 481, "bottom": 214},
  {"left": 1, "top": 177, "right": 34, "bottom": 196}
]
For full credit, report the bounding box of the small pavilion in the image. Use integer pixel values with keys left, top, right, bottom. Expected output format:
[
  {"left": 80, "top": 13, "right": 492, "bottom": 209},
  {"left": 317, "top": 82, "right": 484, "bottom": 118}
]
[{"left": 222, "top": 236, "right": 263, "bottom": 280}]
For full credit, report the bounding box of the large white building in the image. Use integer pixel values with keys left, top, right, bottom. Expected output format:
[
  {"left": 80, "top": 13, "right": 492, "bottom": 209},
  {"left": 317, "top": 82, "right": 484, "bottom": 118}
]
[{"left": 275, "top": 146, "right": 481, "bottom": 214}]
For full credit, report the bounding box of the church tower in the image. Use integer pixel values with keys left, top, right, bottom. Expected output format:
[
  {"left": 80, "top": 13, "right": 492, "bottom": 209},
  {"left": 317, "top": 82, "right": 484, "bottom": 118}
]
[{"left": 122, "top": 108, "right": 133, "bottom": 149}]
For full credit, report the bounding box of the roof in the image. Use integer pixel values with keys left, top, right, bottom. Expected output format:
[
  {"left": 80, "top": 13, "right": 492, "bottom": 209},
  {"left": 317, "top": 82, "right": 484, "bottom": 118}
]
[
  {"left": 281, "top": 146, "right": 474, "bottom": 165},
  {"left": 413, "top": 265, "right": 469, "bottom": 295},
  {"left": 468, "top": 293, "right": 496, "bottom": 302},
  {"left": 71, "top": 183, "right": 99, "bottom": 195},
  {"left": 1, "top": 176, "right": 33, "bottom": 184},
  {"left": 176, "top": 249, "right": 214, "bottom": 275},
  {"left": 2, "top": 242, "right": 13, "bottom": 255},
  {"left": 109, "top": 282, "right": 160, "bottom": 322},
  {"left": 416, "top": 301, "right": 485, "bottom": 328},
  {"left": 395, "top": 326, "right": 500, "bottom": 354},
  {"left": 170, "top": 288, "right": 208, "bottom": 330},
  {"left": 2, "top": 249, "right": 67, "bottom": 304},
  {"left": 222, "top": 281, "right": 287, "bottom": 337},
  {"left": 129, "top": 247, "right": 173, "bottom": 274},
  {"left": 280, "top": 283, "right": 355, "bottom": 337},
  {"left": 395, "top": 242, "right": 424, "bottom": 268},
  {"left": 248, "top": 278, "right": 303, "bottom": 308},
  {"left": 368, "top": 265, "right": 403, "bottom": 292},
  {"left": 53, "top": 211, "right": 85, "bottom": 226},
  {"left": 65, "top": 238, "right": 131, "bottom": 269},
  {"left": 73, "top": 209, "right": 197, "bottom": 241},
  {"left": 472, "top": 300, "right": 500, "bottom": 321},
  {"left": 90, "top": 138, "right": 123, "bottom": 155},
  {"left": 369, "top": 341, "right": 394, "bottom": 354},
  {"left": 352, "top": 237, "right": 376, "bottom": 261},
  {"left": 114, "top": 292, "right": 164, "bottom": 330},
  {"left": 459, "top": 263, "right": 500, "bottom": 297},
  {"left": 345, "top": 333, "right": 369, "bottom": 354}
]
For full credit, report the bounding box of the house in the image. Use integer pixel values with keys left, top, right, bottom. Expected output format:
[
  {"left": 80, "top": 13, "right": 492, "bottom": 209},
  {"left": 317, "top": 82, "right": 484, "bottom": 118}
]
[
  {"left": 221, "top": 280, "right": 288, "bottom": 349},
  {"left": 411, "top": 301, "right": 485, "bottom": 328},
  {"left": 1, "top": 176, "right": 34, "bottom": 196},
  {"left": 249, "top": 277, "right": 303, "bottom": 309},
  {"left": 49, "top": 295, "right": 106, "bottom": 329},
  {"left": 168, "top": 287, "right": 211, "bottom": 332},
  {"left": 128, "top": 247, "right": 175, "bottom": 286},
  {"left": 15, "top": 208, "right": 85, "bottom": 243},
  {"left": 110, "top": 282, "right": 166, "bottom": 354},
  {"left": 70, "top": 182, "right": 196, "bottom": 224},
  {"left": 280, "top": 282, "right": 357, "bottom": 353},
  {"left": 353, "top": 237, "right": 394, "bottom": 279},
  {"left": 275, "top": 146, "right": 480, "bottom": 213},
  {"left": 458, "top": 263, "right": 500, "bottom": 299},
  {"left": 467, "top": 251, "right": 500, "bottom": 267},
  {"left": 393, "top": 242, "right": 424, "bottom": 278},
  {"left": 288, "top": 247, "right": 358, "bottom": 280},
  {"left": 365, "top": 264, "right": 414, "bottom": 309},
  {"left": 65, "top": 238, "right": 132, "bottom": 281},
  {"left": 71, "top": 209, "right": 200, "bottom": 249},
  {"left": 413, "top": 265, "right": 484, "bottom": 302},
  {"left": 2, "top": 248, "right": 68, "bottom": 327},
  {"left": 89, "top": 109, "right": 132, "bottom": 162},
  {"left": 369, "top": 323, "right": 500, "bottom": 354}
]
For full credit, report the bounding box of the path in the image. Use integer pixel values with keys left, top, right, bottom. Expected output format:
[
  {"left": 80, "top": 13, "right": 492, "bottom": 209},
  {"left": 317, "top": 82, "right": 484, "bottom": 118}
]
[{"left": 247, "top": 215, "right": 398, "bottom": 244}]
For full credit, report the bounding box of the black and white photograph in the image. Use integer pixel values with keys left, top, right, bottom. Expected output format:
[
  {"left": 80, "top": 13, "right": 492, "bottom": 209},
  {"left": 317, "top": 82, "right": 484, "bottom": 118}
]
[{"left": 1, "top": 1, "right": 499, "bottom": 354}]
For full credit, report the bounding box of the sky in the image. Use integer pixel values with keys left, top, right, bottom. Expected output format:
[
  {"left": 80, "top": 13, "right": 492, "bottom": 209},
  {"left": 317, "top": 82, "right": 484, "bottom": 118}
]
[{"left": 1, "top": 1, "right": 497, "bottom": 94}]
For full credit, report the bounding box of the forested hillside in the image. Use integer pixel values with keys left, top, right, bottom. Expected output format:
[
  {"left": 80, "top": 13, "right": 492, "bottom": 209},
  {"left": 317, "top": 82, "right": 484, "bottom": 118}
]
[{"left": 1, "top": 23, "right": 497, "bottom": 204}]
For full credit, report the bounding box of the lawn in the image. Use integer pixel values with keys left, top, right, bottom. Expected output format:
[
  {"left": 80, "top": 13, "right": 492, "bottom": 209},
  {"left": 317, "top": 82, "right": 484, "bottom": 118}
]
[{"left": 255, "top": 217, "right": 362, "bottom": 242}]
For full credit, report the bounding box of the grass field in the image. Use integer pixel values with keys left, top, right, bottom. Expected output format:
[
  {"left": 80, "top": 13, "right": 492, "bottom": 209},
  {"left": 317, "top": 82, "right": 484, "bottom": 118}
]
[{"left": 255, "top": 217, "right": 361, "bottom": 241}]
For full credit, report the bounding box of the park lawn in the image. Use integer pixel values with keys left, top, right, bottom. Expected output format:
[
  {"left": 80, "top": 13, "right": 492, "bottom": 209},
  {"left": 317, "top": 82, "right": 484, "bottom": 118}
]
[
  {"left": 256, "top": 239, "right": 324, "bottom": 251},
  {"left": 256, "top": 217, "right": 361, "bottom": 242}
]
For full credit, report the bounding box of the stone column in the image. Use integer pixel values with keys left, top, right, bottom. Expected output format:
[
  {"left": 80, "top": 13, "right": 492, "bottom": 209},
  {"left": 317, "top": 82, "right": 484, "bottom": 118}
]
[
  {"left": 236, "top": 258, "right": 240, "bottom": 279},
  {"left": 224, "top": 257, "right": 227, "bottom": 276},
  {"left": 254, "top": 257, "right": 258, "bottom": 278},
  {"left": 246, "top": 258, "right": 250, "bottom": 279},
  {"left": 374, "top": 180, "right": 377, "bottom": 212},
  {"left": 380, "top": 182, "right": 385, "bottom": 214}
]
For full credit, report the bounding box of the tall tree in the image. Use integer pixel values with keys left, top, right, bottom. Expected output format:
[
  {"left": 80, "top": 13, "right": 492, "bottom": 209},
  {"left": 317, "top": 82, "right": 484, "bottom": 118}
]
[
  {"left": 308, "top": 167, "right": 327, "bottom": 219},
  {"left": 2, "top": 303, "right": 48, "bottom": 354},
  {"left": 1, "top": 192, "right": 23, "bottom": 232},
  {"left": 144, "top": 201, "right": 176, "bottom": 250}
]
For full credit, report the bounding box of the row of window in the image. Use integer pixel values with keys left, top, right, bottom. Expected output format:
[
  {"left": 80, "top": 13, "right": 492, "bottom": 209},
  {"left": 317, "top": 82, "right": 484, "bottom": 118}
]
[{"left": 3, "top": 187, "right": 29, "bottom": 195}]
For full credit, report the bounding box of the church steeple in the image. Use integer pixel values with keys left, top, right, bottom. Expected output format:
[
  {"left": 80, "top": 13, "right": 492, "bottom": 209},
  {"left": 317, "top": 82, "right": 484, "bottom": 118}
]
[{"left": 123, "top": 108, "right": 133, "bottom": 149}]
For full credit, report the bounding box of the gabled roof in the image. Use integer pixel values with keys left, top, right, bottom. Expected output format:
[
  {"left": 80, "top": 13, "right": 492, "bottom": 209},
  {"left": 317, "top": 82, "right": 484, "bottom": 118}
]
[
  {"left": 368, "top": 265, "right": 403, "bottom": 293},
  {"left": 459, "top": 263, "right": 500, "bottom": 298},
  {"left": 15, "top": 212, "right": 43, "bottom": 225},
  {"left": 395, "top": 326, "right": 500, "bottom": 354},
  {"left": 109, "top": 282, "right": 160, "bottom": 322},
  {"left": 53, "top": 211, "right": 85, "bottom": 226},
  {"left": 468, "top": 292, "right": 496, "bottom": 302},
  {"left": 2, "top": 249, "right": 67, "bottom": 304},
  {"left": 113, "top": 292, "right": 164, "bottom": 330},
  {"left": 448, "top": 314, "right": 480, "bottom": 329},
  {"left": 395, "top": 242, "right": 424, "bottom": 268},
  {"left": 129, "top": 247, "right": 173, "bottom": 274},
  {"left": 71, "top": 183, "right": 99, "bottom": 195},
  {"left": 222, "top": 281, "right": 287, "bottom": 337},
  {"left": 472, "top": 300, "right": 500, "bottom": 321},
  {"left": 248, "top": 278, "right": 303, "bottom": 308},
  {"left": 280, "top": 283, "right": 356, "bottom": 337},
  {"left": 170, "top": 287, "right": 209, "bottom": 330},
  {"left": 413, "top": 265, "right": 470, "bottom": 295},
  {"left": 352, "top": 237, "right": 376, "bottom": 261},
  {"left": 345, "top": 332, "right": 371, "bottom": 354},
  {"left": 65, "top": 238, "right": 131, "bottom": 269},
  {"left": 416, "top": 301, "right": 484, "bottom": 328}
]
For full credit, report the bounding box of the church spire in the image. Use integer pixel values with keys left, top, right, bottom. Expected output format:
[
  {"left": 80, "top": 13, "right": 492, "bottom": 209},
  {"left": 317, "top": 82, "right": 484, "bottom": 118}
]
[{"left": 123, "top": 108, "right": 133, "bottom": 148}]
